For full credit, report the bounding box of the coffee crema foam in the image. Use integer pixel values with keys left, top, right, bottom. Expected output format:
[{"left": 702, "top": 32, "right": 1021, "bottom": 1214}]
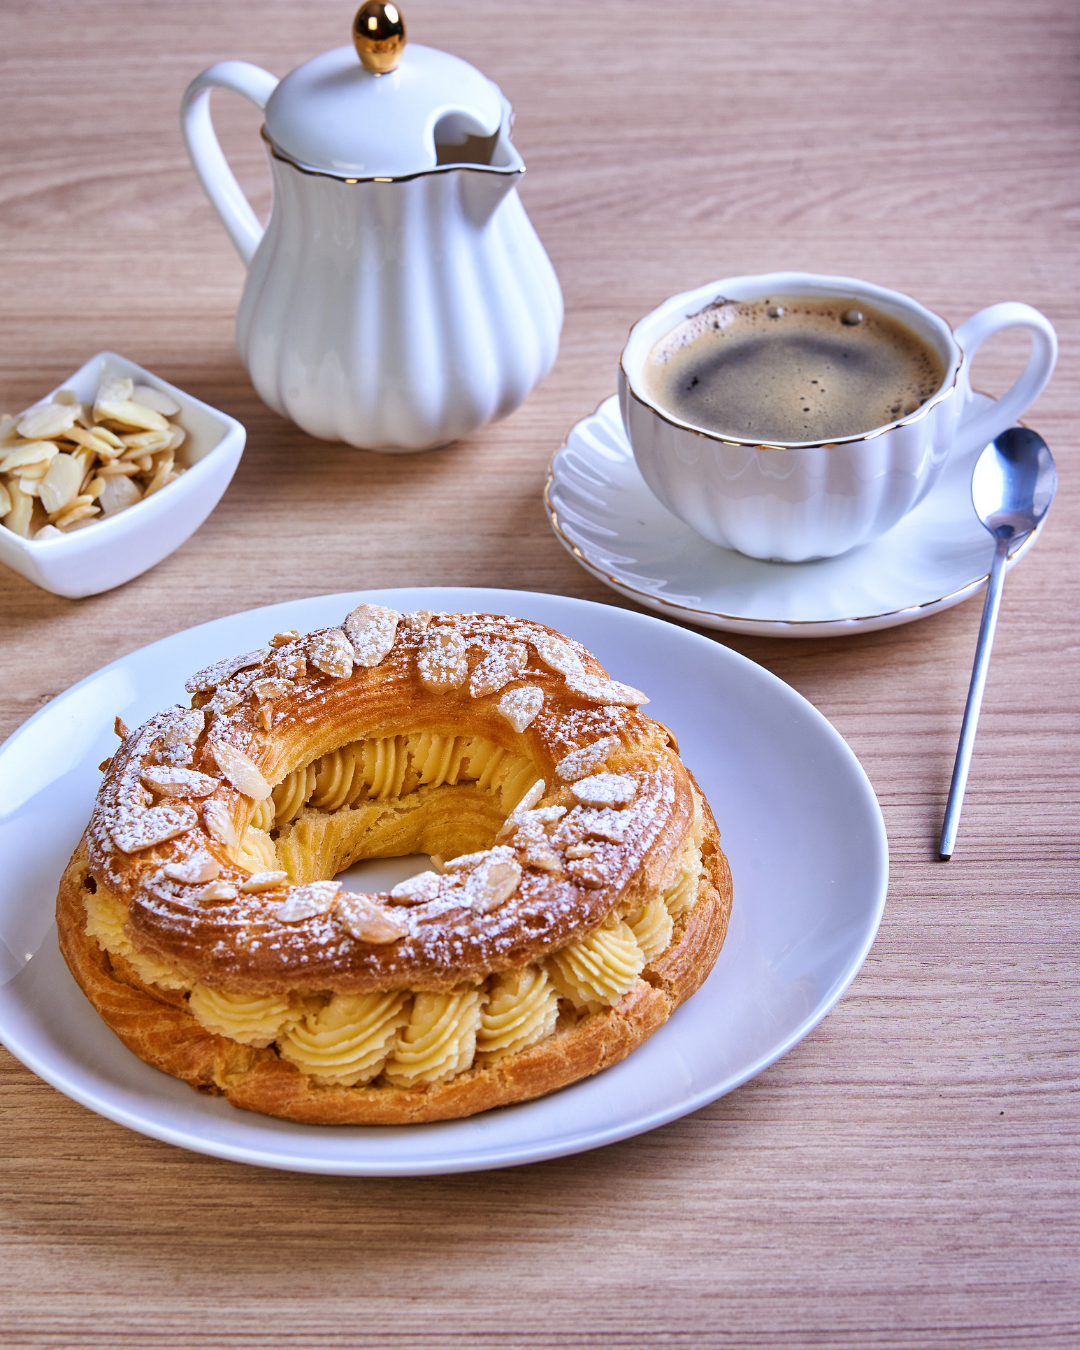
[{"left": 641, "top": 295, "right": 946, "bottom": 443}]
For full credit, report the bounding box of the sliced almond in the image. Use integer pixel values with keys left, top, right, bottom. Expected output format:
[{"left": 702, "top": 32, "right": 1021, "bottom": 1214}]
[
  {"left": 16, "top": 402, "right": 78, "bottom": 440},
  {"left": 0, "top": 441, "right": 59, "bottom": 473},
  {"left": 3, "top": 483, "right": 35, "bottom": 537},
  {"left": 98, "top": 476, "right": 142, "bottom": 515},
  {"left": 269, "top": 630, "right": 299, "bottom": 648},
  {"left": 54, "top": 502, "right": 99, "bottom": 530},
  {"left": 211, "top": 741, "right": 272, "bottom": 799},
  {"left": 96, "top": 375, "right": 134, "bottom": 405},
  {"left": 40, "top": 453, "right": 85, "bottom": 514},
  {"left": 94, "top": 398, "right": 169, "bottom": 432},
  {"left": 114, "top": 716, "right": 130, "bottom": 739},
  {"left": 132, "top": 385, "right": 181, "bottom": 416},
  {"left": 33, "top": 523, "right": 63, "bottom": 541}
]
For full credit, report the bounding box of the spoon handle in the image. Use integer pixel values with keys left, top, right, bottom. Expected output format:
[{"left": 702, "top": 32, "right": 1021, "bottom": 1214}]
[{"left": 939, "top": 534, "right": 1013, "bottom": 860}]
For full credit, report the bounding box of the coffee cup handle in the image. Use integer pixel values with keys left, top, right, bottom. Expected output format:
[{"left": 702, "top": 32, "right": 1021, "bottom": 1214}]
[{"left": 952, "top": 302, "right": 1057, "bottom": 456}]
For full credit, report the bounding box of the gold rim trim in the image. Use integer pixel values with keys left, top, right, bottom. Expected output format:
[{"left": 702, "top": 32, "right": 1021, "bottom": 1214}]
[
  {"left": 543, "top": 394, "right": 1038, "bottom": 631},
  {"left": 260, "top": 126, "right": 524, "bottom": 184}
]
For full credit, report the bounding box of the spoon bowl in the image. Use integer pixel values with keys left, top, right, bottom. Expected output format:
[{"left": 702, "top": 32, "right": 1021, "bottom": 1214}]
[
  {"left": 971, "top": 425, "right": 1058, "bottom": 541},
  {"left": 940, "top": 425, "right": 1057, "bottom": 859}
]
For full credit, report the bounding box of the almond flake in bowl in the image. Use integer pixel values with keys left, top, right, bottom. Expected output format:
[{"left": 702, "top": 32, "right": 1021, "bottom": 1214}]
[{"left": 0, "top": 352, "right": 246, "bottom": 598}]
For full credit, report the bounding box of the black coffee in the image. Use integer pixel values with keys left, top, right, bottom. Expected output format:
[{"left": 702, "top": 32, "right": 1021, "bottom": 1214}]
[{"left": 642, "top": 294, "right": 946, "bottom": 443}]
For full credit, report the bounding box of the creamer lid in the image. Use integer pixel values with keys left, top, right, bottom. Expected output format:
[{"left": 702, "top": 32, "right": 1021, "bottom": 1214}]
[{"left": 263, "top": 33, "right": 508, "bottom": 179}]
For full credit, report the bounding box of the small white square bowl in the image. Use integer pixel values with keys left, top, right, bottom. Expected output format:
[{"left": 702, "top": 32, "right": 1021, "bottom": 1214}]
[{"left": 0, "top": 351, "right": 246, "bottom": 598}]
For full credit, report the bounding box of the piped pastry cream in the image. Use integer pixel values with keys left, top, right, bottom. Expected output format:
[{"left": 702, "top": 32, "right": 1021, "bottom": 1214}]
[{"left": 56, "top": 606, "right": 733, "bottom": 1125}]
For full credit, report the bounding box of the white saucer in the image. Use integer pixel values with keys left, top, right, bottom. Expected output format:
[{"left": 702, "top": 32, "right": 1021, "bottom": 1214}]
[
  {"left": 0, "top": 588, "right": 887, "bottom": 1175},
  {"left": 545, "top": 394, "right": 1040, "bottom": 638}
]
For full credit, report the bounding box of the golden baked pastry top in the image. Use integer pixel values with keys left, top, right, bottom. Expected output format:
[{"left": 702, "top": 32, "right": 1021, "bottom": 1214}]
[{"left": 86, "top": 606, "right": 693, "bottom": 996}]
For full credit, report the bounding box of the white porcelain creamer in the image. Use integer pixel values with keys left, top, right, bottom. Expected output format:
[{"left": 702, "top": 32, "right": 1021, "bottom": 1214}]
[{"left": 181, "top": 3, "right": 563, "bottom": 451}]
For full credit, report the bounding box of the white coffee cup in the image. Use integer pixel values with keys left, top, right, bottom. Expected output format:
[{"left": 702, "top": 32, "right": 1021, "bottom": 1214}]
[{"left": 619, "top": 272, "right": 1058, "bottom": 562}]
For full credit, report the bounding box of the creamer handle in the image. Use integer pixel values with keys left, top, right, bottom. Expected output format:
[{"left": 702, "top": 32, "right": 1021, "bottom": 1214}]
[{"left": 180, "top": 61, "right": 280, "bottom": 268}]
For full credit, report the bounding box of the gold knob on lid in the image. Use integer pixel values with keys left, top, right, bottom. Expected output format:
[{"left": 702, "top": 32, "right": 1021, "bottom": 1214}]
[{"left": 353, "top": 2, "right": 406, "bottom": 73}]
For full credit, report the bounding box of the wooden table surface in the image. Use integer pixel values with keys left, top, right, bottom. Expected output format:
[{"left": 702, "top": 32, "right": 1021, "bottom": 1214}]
[{"left": 2, "top": 1, "right": 1078, "bottom": 1345}]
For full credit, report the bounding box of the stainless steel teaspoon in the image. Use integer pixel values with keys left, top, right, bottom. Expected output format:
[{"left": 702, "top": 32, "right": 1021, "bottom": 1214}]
[{"left": 939, "top": 426, "right": 1057, "bottom": 860}]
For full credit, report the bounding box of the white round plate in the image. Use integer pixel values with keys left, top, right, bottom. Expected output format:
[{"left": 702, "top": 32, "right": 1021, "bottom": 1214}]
[
  {"left": 0, "top": 588, "right": 888, "bottom": 1175},
  {"left": 546, "top": 394, "right": 1040, "bottom": 637}
]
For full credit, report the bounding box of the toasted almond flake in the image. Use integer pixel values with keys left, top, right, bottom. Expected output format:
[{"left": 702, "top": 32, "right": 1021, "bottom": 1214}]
[
  {"left": 567, "top": 856, "right": 606, "bottom": 888},
  {"left": 463, "top": 854, "right": 522, "bottom": 913},
  {"left": 255, "top": 706, "right": 272, "bottom": 731},
  {"left": 570, "top": 773, "right": 637, "bottom": 808},
  {"left": 308, "top": 628, "right": 354, "bottom": 678},
  {"left": 94, "top": 398, "right": 169, "bottom": 432},
  {"left": 111, "top": 802, "right": 198, "bottom": 853},
  {"left": 114, "top": 716, "right": 130, "bottom": 739},
  {"left": 566, "top": 673, "right": 650, "bottom": 707},
  {"left": 496, "top": 684, "right": 544, "bottom": 733},
  {"left": 17, "top": 402, "right": 78, "bottom": 440},
  {"left": 417, "top": 628, "right": 468, "bottom": 692},
  {"left": 530, "top": 631, "right": 587, "bottom": 679},
  {"left": 343, "top": 603, "right": 400, "bottom": 666},
  {"left": 185, "top": 650, "right": 268, "bottom": 695},
  {"left": 211, "top": 741, "right": 271, "bottom": 799},
  {"left": 269, "top": 630, "right": 299, "bottom": 648},
  {"left": 389, "top": 871, "right": 442, "bottom": 904},
  {"left": 0, "top": 441, "right": 59, "bottom": 473},
  {"left": 163, "top": 854, "right": 221, "bottom": 883},
  {"left": 523, "top": 842, "right": 563, "bottom": 873},
  {"left": 196, "top": 880, "right": 238, "bottom": 903},
  {"left": 203, "top": 799, "right": 239, "bottom": 849},
  {"left": 141, "top": 765, "right": 219, "bottom": 798},
  {"left": 132, "top": 384, "right": 181, "bottom": 416},
  {"left": 336, "top": 894, "right": 406, "bottom": 944},
  {"left": 251, "top": 676, "right": 294, "bottom": 703},
  {"left": 469, "top": 641, "right": 528, "bottom": 698},
  {"left": 238, "top": 870, "right": 288, "bottom": 894},
  {"left": 275, "top": 880, "right": 341, "bottom": 922},
  {"left": 555, "top": 736, "right": 619, "bottom": 781}
]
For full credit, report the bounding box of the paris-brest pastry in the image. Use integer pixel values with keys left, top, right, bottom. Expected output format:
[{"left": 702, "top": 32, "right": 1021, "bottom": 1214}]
[{"left": 57, "top": 605, "right": 733, "bottom": 1123}]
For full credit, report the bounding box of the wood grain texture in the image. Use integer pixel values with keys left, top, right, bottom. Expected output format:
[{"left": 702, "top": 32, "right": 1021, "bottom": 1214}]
[{"left": 0, "top": 0, "right": 1078, "bottom": 1345}]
